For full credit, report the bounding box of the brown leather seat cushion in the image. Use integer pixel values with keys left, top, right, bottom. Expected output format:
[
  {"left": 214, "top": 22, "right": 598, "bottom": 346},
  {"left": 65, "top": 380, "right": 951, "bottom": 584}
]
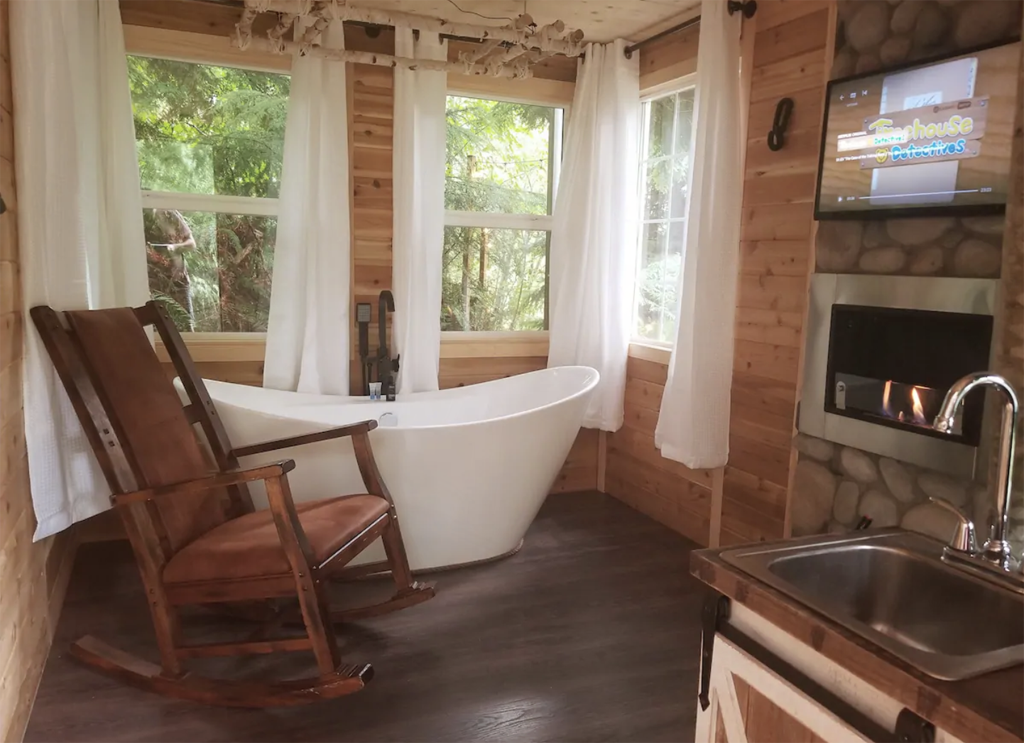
[{"left": 163, "top": 495, "right": 390, "bottom": 584}]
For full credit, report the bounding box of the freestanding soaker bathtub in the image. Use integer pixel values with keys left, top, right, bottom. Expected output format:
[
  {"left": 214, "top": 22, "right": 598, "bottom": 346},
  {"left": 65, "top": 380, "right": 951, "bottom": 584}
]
[{"left": 200, "top": 366, "right": 599, "bottom": 571}]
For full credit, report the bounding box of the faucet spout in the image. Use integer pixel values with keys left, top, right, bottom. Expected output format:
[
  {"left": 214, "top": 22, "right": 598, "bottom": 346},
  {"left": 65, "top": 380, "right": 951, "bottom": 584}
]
[
  {"left": 932, "top": 372, "right": 1019, "bottom": 570},
  {"left": 376, "top": 290, "right": 397, "bottom": 397},
  {"left": 378, "top": 290, "right": 395, "bottom": 358}
]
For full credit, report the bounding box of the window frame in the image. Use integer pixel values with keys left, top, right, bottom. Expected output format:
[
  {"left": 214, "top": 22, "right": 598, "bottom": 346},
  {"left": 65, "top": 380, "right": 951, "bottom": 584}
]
[
  {"left": 441, "top": 89, "right": 568, "bottom": 336},
  {"left": 127, "top": 41, "right": 291, "bottom": 338},
  {"left": 631, "top": 74, "right": 697, "bottom": 350}
]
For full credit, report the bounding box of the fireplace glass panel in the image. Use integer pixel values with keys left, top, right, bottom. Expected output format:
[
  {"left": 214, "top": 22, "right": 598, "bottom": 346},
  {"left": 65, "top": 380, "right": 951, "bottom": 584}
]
[{"left": 826, "top": 305, "right": 992, "bottom": 446}]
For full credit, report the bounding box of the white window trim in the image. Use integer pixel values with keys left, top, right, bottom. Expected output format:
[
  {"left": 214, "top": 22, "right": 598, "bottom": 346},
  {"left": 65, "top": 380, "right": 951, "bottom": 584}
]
[
  {"left": 640, "top": 72, "right": 697, "bottom": 103},
  {"left": 443, "top": 93, "right": 566, "bottom": 335},
  {"left": 132, "top": 52, "right": 287, "bottom": 336},
  {"left": 141, "top": 190, "right": 279, "bottom": 217},
  {"left": 631, "top": 79, "right": 698, "bottom": 347},
  {"left": 444, "top": 210, "right": 553, "bottom": 231},
  {"left": 125, "top": 25, "right": 292, "bottom": 74}
]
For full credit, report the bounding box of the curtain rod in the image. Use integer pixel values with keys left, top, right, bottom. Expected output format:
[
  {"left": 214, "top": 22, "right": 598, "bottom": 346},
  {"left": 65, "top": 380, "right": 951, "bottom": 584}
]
[
  {"left": 624, "top": 15, "right": 700, "bottom": 58},
  {"left": 623, "top": 0, "right": 756, "bottom": 58}
]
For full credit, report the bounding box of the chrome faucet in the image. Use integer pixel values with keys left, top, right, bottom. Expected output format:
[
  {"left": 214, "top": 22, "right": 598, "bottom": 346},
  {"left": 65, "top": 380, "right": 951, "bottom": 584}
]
[{"left": 931, "top": 372, "right": 1021, "bottom": 581}]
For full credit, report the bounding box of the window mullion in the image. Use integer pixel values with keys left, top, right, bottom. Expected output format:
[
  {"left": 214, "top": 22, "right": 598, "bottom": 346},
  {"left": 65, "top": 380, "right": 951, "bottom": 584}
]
[{"left": 141, "top": 190, "right": 279, "bottom": 217}]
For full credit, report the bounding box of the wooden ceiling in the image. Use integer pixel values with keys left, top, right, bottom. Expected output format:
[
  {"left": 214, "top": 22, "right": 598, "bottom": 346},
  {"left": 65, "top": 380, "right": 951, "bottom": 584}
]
[
  {"left": 123, "top": 0, "right": 701, "bottom": 47},
  {"left": 352, "top": 0, "right": 701, "bottom": 43}
]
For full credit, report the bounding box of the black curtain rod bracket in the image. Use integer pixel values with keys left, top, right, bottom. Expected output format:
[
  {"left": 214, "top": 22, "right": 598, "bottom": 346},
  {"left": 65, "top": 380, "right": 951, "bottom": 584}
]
[{"left": 727, "top": 0, "right": 757, "bottom": 19}]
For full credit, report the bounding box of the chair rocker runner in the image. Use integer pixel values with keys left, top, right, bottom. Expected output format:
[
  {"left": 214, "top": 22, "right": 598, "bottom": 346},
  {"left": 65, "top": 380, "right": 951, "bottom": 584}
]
[{"left": 31, "top": 302, "right": 434, "bottom": 708}]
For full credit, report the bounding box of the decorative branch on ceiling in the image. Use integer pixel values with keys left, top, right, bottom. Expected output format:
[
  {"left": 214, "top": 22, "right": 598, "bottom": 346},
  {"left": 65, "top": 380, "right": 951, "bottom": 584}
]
[{"left": 233, "top": 0, "right": 586, "bottom": 79}]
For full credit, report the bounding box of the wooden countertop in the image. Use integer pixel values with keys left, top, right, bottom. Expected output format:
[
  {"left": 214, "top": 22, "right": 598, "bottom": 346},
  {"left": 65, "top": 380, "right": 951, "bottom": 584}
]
[{"left": 691, "top": 549, "right": 1024, "bottom": 743}]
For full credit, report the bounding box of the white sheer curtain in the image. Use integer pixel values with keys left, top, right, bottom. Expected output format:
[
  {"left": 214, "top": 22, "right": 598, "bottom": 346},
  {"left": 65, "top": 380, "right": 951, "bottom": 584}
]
[
  {"left": 547, "top": 40, "right": 640, "bottom": 431},
  {"left": 264, "top": 20, "right": 351, "bottom": 395},
  {"left": 655, "top": 0, "right": 744, "bottom": 468},
  {"left": 392, "top": 29, "right": 447, "bottom": 395},
  {"left": 11, "top": 0, "right": 149, "bottom": 539}
]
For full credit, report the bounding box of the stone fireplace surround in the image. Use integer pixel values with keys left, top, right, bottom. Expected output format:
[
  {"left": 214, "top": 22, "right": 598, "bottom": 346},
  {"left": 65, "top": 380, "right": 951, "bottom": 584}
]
[{"left": 791, "top": 0, "right": 1023, "bottom": 548}]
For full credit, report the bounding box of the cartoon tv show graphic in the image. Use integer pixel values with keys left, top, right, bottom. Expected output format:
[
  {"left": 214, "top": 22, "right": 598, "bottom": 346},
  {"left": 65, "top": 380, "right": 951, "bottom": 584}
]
[{"left": 817, "top": 42, "right": 1019, "bottom": 216}]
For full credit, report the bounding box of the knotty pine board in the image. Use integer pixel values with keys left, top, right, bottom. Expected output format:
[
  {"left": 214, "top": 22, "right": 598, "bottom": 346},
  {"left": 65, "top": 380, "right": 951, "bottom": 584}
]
[
  {"left": 604, "top": 356, "right": 719, "bottom": 546},
  {"left": 723, "top": 0, "right": 832, "bottom": 546}
]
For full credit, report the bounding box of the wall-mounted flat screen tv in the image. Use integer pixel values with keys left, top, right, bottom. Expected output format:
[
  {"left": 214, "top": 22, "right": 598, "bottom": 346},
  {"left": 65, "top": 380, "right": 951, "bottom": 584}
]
[{"left": 815, "top": 40, "right": 1021, "bottom": 220}]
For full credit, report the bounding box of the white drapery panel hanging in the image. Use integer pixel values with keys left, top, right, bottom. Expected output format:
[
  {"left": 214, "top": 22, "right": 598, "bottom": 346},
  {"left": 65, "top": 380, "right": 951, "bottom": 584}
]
[
  {"left": 392, "top": 29, "right": 447, "bottom": 395},
  {"left": 655, "top": 0, "right": 744, "bottom": 468},
  {"left": 264, "top": 20, "right": 351, "bottom": 395},
  {"left": 547, "top": 39, "right": 640, "bottom": 431},
  {"left": 11, "top": 0, "right": 149, "bottom": 539}
]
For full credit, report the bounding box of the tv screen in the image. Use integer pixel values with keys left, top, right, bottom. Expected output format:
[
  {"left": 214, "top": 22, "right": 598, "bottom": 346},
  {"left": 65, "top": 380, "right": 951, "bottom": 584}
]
[{"left": 815, "top": 40, "right": 1021, "bottom": 220}]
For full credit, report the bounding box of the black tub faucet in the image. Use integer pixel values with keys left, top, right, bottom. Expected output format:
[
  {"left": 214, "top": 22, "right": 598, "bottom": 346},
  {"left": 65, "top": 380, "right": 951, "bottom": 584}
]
[{"left": 377, "top": 290, "right": 399, "bottom": 398}]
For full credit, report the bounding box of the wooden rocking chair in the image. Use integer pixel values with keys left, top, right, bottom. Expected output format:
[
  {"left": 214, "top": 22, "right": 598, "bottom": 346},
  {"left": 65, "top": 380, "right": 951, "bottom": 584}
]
[{"left": 31, "top": 302, "right": 434, "bottom": 707}]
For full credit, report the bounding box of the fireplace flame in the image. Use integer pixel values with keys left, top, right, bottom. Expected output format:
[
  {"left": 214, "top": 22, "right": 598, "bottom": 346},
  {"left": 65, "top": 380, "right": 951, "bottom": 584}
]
[
  {"left": 878, "top": 380, "right": 931, "bottom": 427},
  {"left": 911, "top": 387, "right": 927, "bottom": 425}
]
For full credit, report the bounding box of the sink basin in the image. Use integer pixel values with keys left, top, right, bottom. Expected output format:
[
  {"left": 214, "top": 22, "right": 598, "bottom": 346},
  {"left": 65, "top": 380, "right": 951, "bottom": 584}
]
[{"left": 720, "top": 530, "right": 1024, "bottom": 680}]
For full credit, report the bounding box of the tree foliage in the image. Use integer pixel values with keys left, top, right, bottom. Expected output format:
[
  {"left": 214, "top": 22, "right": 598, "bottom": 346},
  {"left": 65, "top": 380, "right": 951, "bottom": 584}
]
[
  {"left": 129, "top": 56, "right": 289, "bottom": 332},
  {"left": 635, "top": 89, "right": 695, "bottom": 342},
  {"left": 442, "top": 97, "right": 555, "bottom": 331}
]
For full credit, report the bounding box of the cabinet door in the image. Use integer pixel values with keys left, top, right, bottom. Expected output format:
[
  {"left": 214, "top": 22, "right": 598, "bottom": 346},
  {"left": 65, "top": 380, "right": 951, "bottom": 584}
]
[{"left": 695, "top": 636, "right": 873, "bottom": 743}]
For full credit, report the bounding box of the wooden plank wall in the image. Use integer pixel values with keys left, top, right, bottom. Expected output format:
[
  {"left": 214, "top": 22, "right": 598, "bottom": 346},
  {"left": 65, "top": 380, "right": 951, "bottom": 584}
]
[
  {"left": 0, "top": 2, "right": 78, "bottom": 739},
  {"left": 723, "top": 0, "right": 832, "bottom": 545},
  {"left": 638, "top": 20, "right": 699, "bottom": 92},
  {"left": 606, "top": 355, "right": 719, "bottom": 545},
  {"left": 122, "top": 0, "right": 597, "bottom": 495},
  {"left": 603, "top": 23, "right": 720, "bottom": 547}
]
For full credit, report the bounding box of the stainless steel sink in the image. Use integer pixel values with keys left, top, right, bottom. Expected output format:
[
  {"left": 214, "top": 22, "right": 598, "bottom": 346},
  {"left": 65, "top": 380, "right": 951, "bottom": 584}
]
[{"left": 720, "top": 530, "right": 1024, "bottom": 680}]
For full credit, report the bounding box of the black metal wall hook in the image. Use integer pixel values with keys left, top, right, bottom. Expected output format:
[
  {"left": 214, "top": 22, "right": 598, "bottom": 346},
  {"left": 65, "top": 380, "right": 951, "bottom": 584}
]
[
  {"left": 767, "top": 97, "right": 794, "bottom": 152},
  {"left": 727, "top": 0, "right": 757, "bottom": 18}
]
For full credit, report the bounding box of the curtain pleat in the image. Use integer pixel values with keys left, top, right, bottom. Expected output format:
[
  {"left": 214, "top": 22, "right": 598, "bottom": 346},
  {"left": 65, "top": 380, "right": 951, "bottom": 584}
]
[
  {"left": 655, "top": 0, "right": 744, "bottom": 468},
  {"left": 547, "top": 40, "right": 640, "bottom": 432},
  {"left": 392, "top": 29, "right": 448, "bottom": 395},
  {"left": 264, "top": 20, "right": 352, "bottom": 395},
  {"left": 12, "top": 0, "right": 149, "bottom": 539}
]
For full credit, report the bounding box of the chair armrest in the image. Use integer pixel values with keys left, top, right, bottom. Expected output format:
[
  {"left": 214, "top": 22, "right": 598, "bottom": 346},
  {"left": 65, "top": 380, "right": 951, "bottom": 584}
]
[
  {"left": 230, "top": 420, "right": 379, "bottom": 459},
  {"left": 112, "top": 460, "right": 296, "bottom": 505}
]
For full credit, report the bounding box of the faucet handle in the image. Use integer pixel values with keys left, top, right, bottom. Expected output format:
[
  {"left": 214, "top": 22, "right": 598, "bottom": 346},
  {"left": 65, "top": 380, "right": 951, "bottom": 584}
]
[{"left": 929, "top": 498, "right": 978, "bottom": 555}]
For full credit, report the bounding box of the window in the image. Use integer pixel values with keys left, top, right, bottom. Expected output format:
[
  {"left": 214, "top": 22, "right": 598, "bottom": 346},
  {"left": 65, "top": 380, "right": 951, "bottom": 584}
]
[
  {"left": 633, "top": 86, "right": 695, "bottom": 344},
  {"left": 127, "top": 56, "right": 290, "bottom": 333},
  {"left": 443, "top": 95, "right": 563, "bottom": 332}
]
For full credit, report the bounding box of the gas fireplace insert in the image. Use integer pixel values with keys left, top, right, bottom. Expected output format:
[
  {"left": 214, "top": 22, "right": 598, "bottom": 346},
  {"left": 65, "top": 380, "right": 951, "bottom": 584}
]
[{"left": 800, "top": 275, "right": 997, "bottom": 477}]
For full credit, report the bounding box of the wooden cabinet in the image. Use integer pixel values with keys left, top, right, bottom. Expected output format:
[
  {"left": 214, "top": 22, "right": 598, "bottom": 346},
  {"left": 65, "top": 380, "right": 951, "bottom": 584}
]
[{"left": 694, "top": 617, "right": 971, "bottom": 743}]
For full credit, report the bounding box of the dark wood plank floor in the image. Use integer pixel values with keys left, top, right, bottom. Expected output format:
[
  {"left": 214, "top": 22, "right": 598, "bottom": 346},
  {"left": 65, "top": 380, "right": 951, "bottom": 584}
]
[{"left": 25, "top": 492, "right": 705, "bottom": 742}]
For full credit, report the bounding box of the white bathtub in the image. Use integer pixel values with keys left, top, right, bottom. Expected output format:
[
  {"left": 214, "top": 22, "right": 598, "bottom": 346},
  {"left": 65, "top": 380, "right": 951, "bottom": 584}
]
[{"left": 199, "top": 366, "right": 599, "bottom": 571}]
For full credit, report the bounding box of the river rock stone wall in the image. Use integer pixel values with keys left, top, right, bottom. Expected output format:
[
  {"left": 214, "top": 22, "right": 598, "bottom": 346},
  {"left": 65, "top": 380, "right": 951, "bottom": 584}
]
[
  {"left": 817, "top": 215, "right": 1004, "bottom": 276},
  {"left": 792, "top": 433, "right": 1024, "bottom": 552},
  {"left": 795, "top": 0, "right": 1024, "bottom": 553},
  {"left": 834, "top": 0, "right": 1022, "bottom": 78}
]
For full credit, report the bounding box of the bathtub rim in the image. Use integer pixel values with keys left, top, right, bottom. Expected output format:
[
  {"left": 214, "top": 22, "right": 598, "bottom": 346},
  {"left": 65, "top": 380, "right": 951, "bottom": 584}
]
[{"left": 202, "top": 365, "right": 600, "bottom": 433}]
